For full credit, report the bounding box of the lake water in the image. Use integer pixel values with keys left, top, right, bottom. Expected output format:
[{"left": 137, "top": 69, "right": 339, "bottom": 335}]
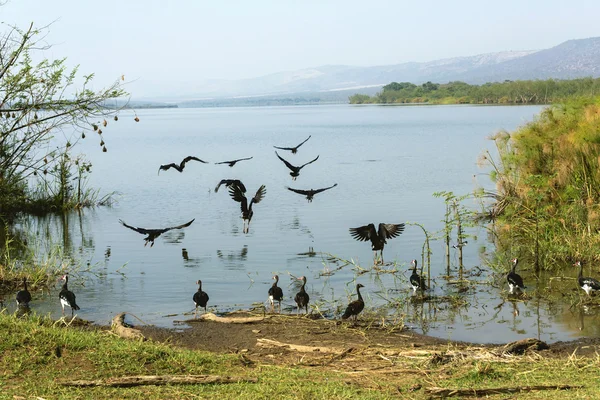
[{"left": 7, "top": 104, "right": 600, "bottom": 344}]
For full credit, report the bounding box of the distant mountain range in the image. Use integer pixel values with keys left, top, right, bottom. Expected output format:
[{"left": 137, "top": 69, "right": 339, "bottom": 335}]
[{"left": 148, "top": 37, "right": 600, "bottom": 106}]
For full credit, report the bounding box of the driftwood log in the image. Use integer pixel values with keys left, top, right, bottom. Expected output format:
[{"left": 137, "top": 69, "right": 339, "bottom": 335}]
[
  {"left": 502, "top": 338, "right": 549, "bottom": 355},
  {"left": 425, "top": 384, "right": 581, "bottom": 398},
  {"left": 111, "top": 312, "right": 145, "bottom": 341},
  {"left": 59, "top": 374, "right": 258, "bottom": 387},
  {"left": 256, "top": 338, "right": 343, "bottom": 354},
  {"left": 198, "top": 312, "right": 269, "bottom": 324}
]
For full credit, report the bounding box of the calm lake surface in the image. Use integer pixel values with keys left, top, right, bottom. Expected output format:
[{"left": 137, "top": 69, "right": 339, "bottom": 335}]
[{"left": 9, "top": 104, "right": 600, "bottom": 344}]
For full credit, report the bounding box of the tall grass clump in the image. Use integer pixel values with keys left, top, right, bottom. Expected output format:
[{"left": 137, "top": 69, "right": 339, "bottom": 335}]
[{"left": 485, "top": 97, "right": 600, "bottom": 268}]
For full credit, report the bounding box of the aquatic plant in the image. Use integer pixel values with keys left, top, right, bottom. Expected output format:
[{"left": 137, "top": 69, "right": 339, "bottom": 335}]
[{"left": 482, "top": 97, "right": 600, "bottom": 268}]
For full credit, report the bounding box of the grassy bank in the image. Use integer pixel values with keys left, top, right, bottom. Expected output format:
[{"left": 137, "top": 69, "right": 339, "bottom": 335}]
[
  {"left": 485, "top": 96, "right": 600, "bottom": 269},
  {"left": 0, "top": 312, "right": 599, "bottom": 399}
]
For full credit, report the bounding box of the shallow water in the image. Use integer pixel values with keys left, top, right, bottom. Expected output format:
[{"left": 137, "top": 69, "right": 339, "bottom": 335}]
[{"left": 6, "top": 103, "right": 598, "bottom": 344}]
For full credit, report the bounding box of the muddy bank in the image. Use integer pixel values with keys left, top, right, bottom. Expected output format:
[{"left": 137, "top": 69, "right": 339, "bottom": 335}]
[{"left": 130, "top": 311, "right": 600, "bottom": 360}]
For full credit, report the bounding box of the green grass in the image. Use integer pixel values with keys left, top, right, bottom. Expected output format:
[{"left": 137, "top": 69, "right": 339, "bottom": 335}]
[
  {"left": 1, "top": 312, "right": 599, "bottom": 399},
  {"left": 0, "top": 312, "right": 388, "bottom": 399}
]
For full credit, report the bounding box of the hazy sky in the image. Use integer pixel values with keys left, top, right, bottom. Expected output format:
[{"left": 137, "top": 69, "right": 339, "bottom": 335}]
[{"left": 2, "top": 0, "right": 599, "bottom": 98}]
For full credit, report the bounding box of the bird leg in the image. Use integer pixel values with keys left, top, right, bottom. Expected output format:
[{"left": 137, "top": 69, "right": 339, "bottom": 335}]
[{"left": 195, "top": 306, "right": 198, "bottom": 319}]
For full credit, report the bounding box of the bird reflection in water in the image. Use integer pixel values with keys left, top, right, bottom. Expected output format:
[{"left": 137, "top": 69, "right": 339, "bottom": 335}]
[
  {"left": 216, "top": 245, "right": 248, "bottom": 262},
  {"left": 163, "top": 231, "right": 186, "bottom": 244},
  {"left": 180, "top": 248, "right": 205, "bottom": 267},
  {"left": 296, "top": 247, "right": 317, "bottom": 258}
]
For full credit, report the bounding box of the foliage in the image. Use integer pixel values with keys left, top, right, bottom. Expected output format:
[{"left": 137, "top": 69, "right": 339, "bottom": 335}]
[
  {"left": 0, "top": 22, "right": 128, "bottom": 215},
  {"left": 483, "top": 97, "right": 600, "bottom": 268},
  {"left": 349, "top": 78, "right": 600, "bottom": 105}
]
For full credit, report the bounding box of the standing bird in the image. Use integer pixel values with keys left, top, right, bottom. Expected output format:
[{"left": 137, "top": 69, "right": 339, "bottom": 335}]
[
  {"left": 574, "top": 261, "right": 600, "bottom": 296},
  {"left": 286, "top": 183, "right": 338, "bottom": 202},
  {"left": 16, "top": 277, "right": 32, "bottom": 307},
  {"left": 268, "top": 275, "right": 284, "bottom": 313},
  {"left": 119, "top": 218, "right": 195, "bottom": 247},
  {"left": 349, "top": 223, "right": 405, "bottom": 265},
  {"left": 214, "top": 179, "right": 246, "bottom": 193},
  {"left": 507, "top": 258, "right": 526, "bottom": 294},
  {"left": 158, "top": 156, "right": 207, "bottom": 174},
  {"left": 59, "top": 274, "right": 80, "bottom": 316},
  {"left": 409, "top": 259, "right": 428, "bottom": 293},
  {"left": 215, "top": 157, "right": 253, "bottom": 167},
  {"left": 275, "top": 151, "right": 319, "bottom": 180},
  {"left": 294, "top": 276, "right": 310, "bottom": 314},
  {"left": 273, "top": 135, "right": 311, "bottom": 154},
  {"left": 228, "top": 184, "right": 266, "bottom": 234},
  {"left": 342, "top": 283, "right": 365, "bottom": 320},
  {"left": 193, "top": 280, "right": 209, "bottom": 318}
]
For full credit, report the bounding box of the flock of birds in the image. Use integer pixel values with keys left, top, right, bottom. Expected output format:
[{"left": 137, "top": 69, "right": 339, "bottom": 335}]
[{"left": 9, "top": 135, "right": 600, "bottom": 321}]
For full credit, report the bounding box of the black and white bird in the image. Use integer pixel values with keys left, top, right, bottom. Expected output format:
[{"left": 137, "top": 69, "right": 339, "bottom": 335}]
[
  {"left": 119, "top": 218, "right": 195, "bottom": 247},
  {"left": 59, "top": 274, "right": 80, "bottom": 316},
  {"left": 507, "top": 258, "right": 526, "bottom": 294},
  {"left": 349, "top": 223, "right": 405, "bottom": 265},
  {"left": 193, "top": 280, "right": 209, "bottom": 318},
  {"left": 286, "top": 183, "right": 338, "bottom": 202},
  {"left": 409, "top": 259, "right": 428, "bottom": 293},
  {"left": 229, "top": 184, "right": 266, "bottom": 234},
  {"left": 215, "top": 157, "right": 253, "bottom": 167},
  {"left": 158, "top": 156, "right": 207, "bottom": 174},
  {"left": 273, "top": 135, "right": 311, "bottom": 154},
  {"left": 275, "top": 151, "right": 319, "bottom": 180},
  {"left": 268, "top": 275, "right": 284, "bottom": 313},
  {"left": 214, "top": 179, "right": 246, "bottom": 193},
  {"left": 294, "top": 276, "right": 310, "bottom": 314},
  {"left": 574, "top": 261, "right": 600, "bottom": 296},
  {"left": 16, "top": 277, "right": 32, "bottom": 307},
  {"left": 342, "top": 283, "right": 365, "bottom": 321}
]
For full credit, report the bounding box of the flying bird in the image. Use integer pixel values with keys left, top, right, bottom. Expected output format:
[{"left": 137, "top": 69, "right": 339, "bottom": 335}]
[
  {"left": 273, "top": 135, "right": 311, "bottom": 154},
  {"left": 286, "top": 183, "right": 337, "bottom": 202},
  {"left": 275, "top": 151, "right": 319, "bottom": 180},
  {"left": 215, "top": 157, "right": 253, "bottom": 167},
  {"left": 158, "top": 156, "right": 207, "bottom": 174},
  {"left": 214, "top": 179, "right": 247, "bottom": 193},
  {"left": 349, "top": 223, "right": 405, "bottom": 265},
  {"left": 119, "top": 218, "right": 195, "bottom": 247},
  {"left": 229, "top": 184, "right": 266, "bottom": 234}
]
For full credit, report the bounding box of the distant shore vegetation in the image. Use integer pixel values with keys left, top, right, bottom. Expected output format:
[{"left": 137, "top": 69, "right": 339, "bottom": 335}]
[{"left": 349, "top": 78, "right": 600, "bottom": 105}]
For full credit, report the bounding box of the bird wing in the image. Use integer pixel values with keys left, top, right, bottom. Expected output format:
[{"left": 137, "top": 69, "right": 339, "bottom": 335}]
[
  {"left": 249, "top": 185, "right": 266, "bottom": 209},
  {"left": 273, "top": 145, "right": 294, "bottom": 151},
  {"left": 378, "top": 223, "right": 405, "bottom": 240},
  {"left": 311, "top": 183, "right": 337, "bottom": 194},
  {"left": 157, "top": 163, "right": 179, "bottom": 174},
  {"left": 229, "top": 184, "right": 248, "bottom": 212},
  {"left": 275, "top": 151, "right": 297, "bottom": 171},
  {"left": 237, "top": 156, "right": 253, "bottom": 162},
  {"left": 161, "top": 218, "right": 195, "bottom": 233},
  {"left": 349, "top": 224, "right": 376, "bottom": 242},
  {"left": 295, "top": 135, "right": 311, "bottom": 149},
  {"left": 182, "top": 156, "right": 208, "bottom": 164},
  {"left": 119, "top": 219, "right": 152, "bottom": 234},
  {"left": 214, "top": 179, "right": 227, "bottom": 192},
  {"left": 286, "top": 186, "right": 309, "bottom": 196},
  {"left": 299, "top": 155, "right": 319, "bottom": 169}
]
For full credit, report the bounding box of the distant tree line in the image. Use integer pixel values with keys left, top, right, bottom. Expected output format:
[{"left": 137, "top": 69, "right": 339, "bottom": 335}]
[{"left": 349, "top": 78, "right": 600, "bottom": 105}]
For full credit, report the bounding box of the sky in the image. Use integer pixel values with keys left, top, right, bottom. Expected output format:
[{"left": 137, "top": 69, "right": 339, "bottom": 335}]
[{"left": 2, "top": 0, "right": 600, "bottom": 98}]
